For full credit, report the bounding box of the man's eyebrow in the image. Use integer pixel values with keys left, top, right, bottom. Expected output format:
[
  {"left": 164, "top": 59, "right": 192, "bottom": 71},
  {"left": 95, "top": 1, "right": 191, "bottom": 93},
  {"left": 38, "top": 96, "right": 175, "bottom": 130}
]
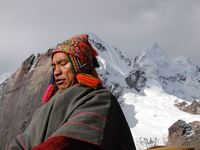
[{"left": 51, "top": 58, "right": 68, "bottom": 65}]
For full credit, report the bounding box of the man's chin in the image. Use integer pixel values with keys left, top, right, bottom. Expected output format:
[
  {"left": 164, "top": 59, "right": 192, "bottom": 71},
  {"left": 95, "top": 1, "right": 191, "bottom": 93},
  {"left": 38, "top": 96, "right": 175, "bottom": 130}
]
[
  {"left": 56, "top": 81, "right": 76, "bottom": 91},
  {"left": 57, "top": 84, "right": 72, "bottom": 91}
]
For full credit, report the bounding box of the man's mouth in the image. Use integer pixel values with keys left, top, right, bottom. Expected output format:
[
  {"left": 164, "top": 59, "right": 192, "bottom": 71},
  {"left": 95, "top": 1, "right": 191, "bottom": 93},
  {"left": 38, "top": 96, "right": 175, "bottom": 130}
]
[{"left": 56, "top": 79, "right": 64, "bottom": 85}]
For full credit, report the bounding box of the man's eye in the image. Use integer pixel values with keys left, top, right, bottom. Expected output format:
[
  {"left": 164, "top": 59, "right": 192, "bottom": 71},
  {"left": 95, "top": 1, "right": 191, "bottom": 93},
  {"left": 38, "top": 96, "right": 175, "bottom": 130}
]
[
  {"left": 60, "top": 61, "right": 69, "bottom": 66},
  {"left": 61, "top": 62, "right": 67, "bottom": 66}
]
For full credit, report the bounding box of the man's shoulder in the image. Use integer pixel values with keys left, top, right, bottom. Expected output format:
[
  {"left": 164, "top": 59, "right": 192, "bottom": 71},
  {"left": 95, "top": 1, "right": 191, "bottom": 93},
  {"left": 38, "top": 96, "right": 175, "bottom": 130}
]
[
  {"left": 54, "top": 84, "right": 116, "bottom": 103},
  {"left": 74, "top": 84, "right": 113, "bottom": 96}
]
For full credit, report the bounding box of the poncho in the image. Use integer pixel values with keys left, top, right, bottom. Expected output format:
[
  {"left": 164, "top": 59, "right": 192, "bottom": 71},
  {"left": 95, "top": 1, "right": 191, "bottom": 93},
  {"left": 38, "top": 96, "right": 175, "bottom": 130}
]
[{"left": 9, "top": 84, "right": 136, "bottom": 150}]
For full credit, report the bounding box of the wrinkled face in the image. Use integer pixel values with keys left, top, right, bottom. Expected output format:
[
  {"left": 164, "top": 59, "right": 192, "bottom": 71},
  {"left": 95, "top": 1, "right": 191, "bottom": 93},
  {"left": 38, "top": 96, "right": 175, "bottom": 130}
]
[{"left": 51, "top": 53, "right": 76, "bottom": 91}]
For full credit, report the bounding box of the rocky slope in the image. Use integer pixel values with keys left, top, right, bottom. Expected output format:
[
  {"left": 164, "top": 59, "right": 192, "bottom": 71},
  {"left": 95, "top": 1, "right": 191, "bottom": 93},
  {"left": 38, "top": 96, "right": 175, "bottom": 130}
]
[{"left": 0, "top": 50, "right": 52, "bottom": 149}]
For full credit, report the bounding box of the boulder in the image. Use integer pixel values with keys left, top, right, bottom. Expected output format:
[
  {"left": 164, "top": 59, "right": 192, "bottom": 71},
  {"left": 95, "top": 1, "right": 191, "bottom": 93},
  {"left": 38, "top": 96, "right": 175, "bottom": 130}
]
[{"left": 168, "top": 120, "right": 200, "bottom": 150}]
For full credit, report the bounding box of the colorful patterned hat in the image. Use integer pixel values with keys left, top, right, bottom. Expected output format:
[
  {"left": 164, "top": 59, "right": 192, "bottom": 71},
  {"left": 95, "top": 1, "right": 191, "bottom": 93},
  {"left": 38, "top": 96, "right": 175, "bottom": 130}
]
[
  {"left": 52, "top": 34, "right": 100, "bottom": 74},
  {"left": 42, "top": 34, "right": 102, "bottom": 103}
]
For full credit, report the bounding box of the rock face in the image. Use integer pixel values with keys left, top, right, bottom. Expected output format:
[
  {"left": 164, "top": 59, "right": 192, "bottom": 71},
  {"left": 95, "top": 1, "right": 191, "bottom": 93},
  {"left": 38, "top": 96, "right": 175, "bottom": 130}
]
[
  {"left": 175, "top": 100, "right": 200, "bottom": 115},
  {"left": 0, "top": 50, "right": 52, "bottom": 149},
  {"left": 168, "top": 120, "right": 200, "bottom": 150},
  {"left": 125, "top": 65, "right": 147, "bottom": 92}
]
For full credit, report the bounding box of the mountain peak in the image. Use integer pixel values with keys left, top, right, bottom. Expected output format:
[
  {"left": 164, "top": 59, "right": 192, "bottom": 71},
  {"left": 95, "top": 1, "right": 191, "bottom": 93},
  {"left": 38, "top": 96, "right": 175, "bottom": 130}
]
[
  {"left": 134, "top": 42, "right": 170, "bottom": 70},
  {"left": 151, "top": 42, "right": 160, "bottom": 49},
  {"left": 144, "top": 42, "right": 167, "bottom": 59}
]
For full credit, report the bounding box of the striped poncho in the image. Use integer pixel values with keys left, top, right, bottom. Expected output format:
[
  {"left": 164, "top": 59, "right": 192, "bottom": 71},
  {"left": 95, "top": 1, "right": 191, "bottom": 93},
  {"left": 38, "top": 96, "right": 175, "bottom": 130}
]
[{"left": 9, "top": 84, "right": 136, "bottom": 150}]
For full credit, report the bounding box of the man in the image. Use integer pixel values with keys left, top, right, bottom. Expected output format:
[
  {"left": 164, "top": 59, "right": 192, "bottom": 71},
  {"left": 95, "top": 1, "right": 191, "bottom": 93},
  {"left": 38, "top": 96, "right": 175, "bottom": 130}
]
[{"left": 9, "top": 34, "right": 136, "bottom": 150}]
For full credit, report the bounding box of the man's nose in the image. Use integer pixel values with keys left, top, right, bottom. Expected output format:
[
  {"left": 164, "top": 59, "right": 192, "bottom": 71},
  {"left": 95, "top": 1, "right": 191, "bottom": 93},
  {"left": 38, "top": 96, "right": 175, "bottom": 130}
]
[{"left": 54, "top": 66, "right": 62, "bottom": 76}]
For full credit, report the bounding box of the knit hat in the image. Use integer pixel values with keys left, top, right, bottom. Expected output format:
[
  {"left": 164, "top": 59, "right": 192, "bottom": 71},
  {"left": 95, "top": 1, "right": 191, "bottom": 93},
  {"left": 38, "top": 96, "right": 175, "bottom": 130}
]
[
  {"left": 53, "top": 34, "right": 100, "bottom": 73},
  {"left": 42, "top": 34, "right": 102, "bottom": 103}
]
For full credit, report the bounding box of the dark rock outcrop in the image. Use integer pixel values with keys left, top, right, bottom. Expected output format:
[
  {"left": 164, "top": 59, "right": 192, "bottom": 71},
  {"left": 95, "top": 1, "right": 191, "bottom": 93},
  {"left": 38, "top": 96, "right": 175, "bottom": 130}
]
[
  {"left": 0, "top": 50, "right": 52, "bottom": 149},
  {"left": 89, "top": 39, "right": 107, "bottom": 51},
  {"left": 125, "top": 65, "right": 147, "bottom": 92},
  {"left": 175, "top": 100, "right": 200, "bottom": 115},
  {"left": 105, "top": 82, "right": 123, "bottom": 99},
  {"left": 168, "top": 120, "right": 200, "bottom": 150}
]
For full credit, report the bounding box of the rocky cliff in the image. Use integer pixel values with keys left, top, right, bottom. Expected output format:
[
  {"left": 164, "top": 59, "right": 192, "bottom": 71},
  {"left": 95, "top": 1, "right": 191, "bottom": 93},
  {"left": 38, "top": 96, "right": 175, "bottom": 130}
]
[
  {"left": 168, "top": 120, "right": 200, "bottom": 150},
  {"left": 0, "top": 50, "right": 52, "bottom": 149}
]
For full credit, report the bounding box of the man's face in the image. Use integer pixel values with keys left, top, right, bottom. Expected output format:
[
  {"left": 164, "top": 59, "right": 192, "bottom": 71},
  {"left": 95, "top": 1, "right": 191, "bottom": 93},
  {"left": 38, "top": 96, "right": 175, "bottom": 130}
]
[{"left": 51, "top": 53, "right": 75, "bottom": 90}]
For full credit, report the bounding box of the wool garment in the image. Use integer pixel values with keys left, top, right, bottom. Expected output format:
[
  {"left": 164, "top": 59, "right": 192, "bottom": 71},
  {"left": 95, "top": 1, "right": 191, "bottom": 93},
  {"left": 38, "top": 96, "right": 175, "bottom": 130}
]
[{"left": 9, "top": 84, "right": 136, "bottom": 150}]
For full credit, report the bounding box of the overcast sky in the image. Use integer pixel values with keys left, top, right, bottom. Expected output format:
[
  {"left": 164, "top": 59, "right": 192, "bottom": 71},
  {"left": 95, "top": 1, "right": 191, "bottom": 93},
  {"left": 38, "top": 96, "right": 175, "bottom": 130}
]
[{"left": 0, "top": 0, "right": 200, "bottom": 76}]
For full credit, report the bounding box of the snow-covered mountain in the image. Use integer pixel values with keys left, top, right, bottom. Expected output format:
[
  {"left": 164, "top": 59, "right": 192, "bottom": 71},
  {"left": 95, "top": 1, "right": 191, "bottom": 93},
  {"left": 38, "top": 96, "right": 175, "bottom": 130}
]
[
  {"left": 89, "top": 34, "right": 133, "bottom": 100},
  {"left": 88, "top": 33, "right": 200, "bottom": 149}
]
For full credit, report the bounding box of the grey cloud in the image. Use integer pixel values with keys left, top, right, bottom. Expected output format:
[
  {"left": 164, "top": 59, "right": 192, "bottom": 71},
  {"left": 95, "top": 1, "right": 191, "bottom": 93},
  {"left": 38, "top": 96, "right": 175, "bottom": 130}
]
[{"left": 0, "top": 0, "right": 200, "bottom": 75}]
